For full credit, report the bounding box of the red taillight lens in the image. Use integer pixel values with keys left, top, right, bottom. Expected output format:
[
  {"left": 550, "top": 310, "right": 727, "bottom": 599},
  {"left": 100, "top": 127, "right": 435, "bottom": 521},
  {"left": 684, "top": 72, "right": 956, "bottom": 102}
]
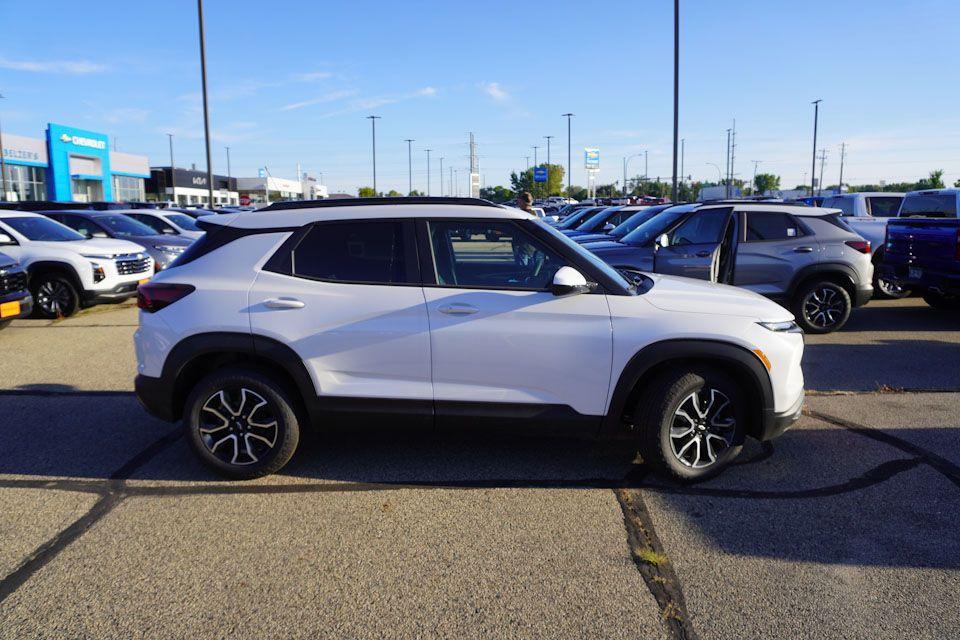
[
  {"left": 137, "top": 283, "right": 195, "bottom": 313},
  {"left": 845, "top": 240, "right": 871, "bottom": 254}
]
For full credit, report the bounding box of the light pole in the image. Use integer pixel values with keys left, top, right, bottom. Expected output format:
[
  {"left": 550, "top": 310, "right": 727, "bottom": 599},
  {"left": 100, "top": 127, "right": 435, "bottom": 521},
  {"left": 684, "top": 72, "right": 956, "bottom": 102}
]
[
  {"left": 706, "top": 162, "right": 722, "bottom": 183},
  {"left": 562, "top": 113, "right": 574, "bottom": 197},
  {"left": 838, "top": 143, "right": 847, "bottom": 194},
  {"left": 438, "top": 156, "right": 444, "bottom": 196},
  {"left": 671, "top": 0, "right": 680, "bottom": 202},
  {"left": 544, "top": 135, "right": 554, "bottom": 194},
  {"left": 680, "top": 138, "right": 685, "bottom": 196},
  {"left": 425, "top": 149, "right": 432, "bottom": 196},
  {"left": 196, "top": 0, "right": 214, "bottom": 206},
  {"left": 532, "top": 145, "right": 540, "bottom": 198},
  {"left": 623, "top": 154, "right": 642, "bottom": 196},
  {"left": 810, "top": 99, "right": 822, "bottom": 197},
  {"left": 167, "top": 133, "right": 176, "bottom": 204},
  {"left": 751, "top": 160, "right": 762, "bottom": 195},
  {"left": 367, "top": 115, "right": 381, "bottom": 194},
  {"left": 404, "top": 138, "right": 414, "bottom": 195},
  {"left": 225, "top": 146, "right": 231, "bottom": 178},
  {"left": 0, "top": 94, "right": 7, "bottom": 201}
]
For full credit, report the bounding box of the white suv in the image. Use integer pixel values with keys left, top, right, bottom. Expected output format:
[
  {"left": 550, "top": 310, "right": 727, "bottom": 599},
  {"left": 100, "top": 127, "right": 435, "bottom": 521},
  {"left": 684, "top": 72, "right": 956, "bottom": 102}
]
[
  {"left": 0, "top": 211, "right": 154, "bottom": 318},
  {"left": 134, "top": 197, "right": 805, "bottom": 482}
]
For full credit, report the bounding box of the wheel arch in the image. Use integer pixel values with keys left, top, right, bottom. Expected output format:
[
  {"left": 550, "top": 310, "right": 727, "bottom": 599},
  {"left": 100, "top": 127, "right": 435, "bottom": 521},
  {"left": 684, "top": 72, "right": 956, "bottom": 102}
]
[
  {"left": 26, "top": 260, "right": 83, "bottom": 292},
  {"left": 603, "top": 339, "right": 773, "bottom": 442},
  {"left": 787, "top": 263, "right": 857, "bottom": 301}
]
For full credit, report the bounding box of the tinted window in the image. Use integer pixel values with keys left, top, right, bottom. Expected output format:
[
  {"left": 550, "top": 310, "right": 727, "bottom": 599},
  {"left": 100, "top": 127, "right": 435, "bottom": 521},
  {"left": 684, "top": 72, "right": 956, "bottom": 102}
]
[
  {"left": 824, "top": 196, "right": 855, "bottom": 215},
  {"left": 428, "top": 220, "right": 566, "bottom": 290},
  {"left": 667, "top": 211, "right": 729, "bottom": 245},
  {"left": 293, "top": 221, "right": 407, "bottom": 284},
  {"left": 900, "top": 194, "right": 958, "bottom": 218},
  {"left": 53, "top": 215, "right": 106, "bottom": 239},
  {"left": 96, "top": 215, "right": 157, "bottom": 238},
  {"left": 866, "top": 196, "right": 903, "bottom": 217},
  {"left": 620, "top": 206, "right": 697, "bottom": 246},
  {"left": 129, "top": 214, "right": 173, "bottom": 234},
  {"left": 745, "top": 212, "right": 803, "bottom": 241},
  {"left": 165, "top": 214, "right": 200, "bottom": 230},
  {"left": 1, "top": 216, "right": 85, "bottom": 241},
  {"left": 557, "top": 207, "right": 600, "bottom": 229}
]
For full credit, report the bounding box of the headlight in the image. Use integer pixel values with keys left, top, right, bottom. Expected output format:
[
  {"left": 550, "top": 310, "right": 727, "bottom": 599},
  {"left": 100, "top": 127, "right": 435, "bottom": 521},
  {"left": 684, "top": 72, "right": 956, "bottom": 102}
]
[
  {"left": 80, "top": 253, "right": 115, "bottom": 260},
  {"left": 758, "top": 320, "right": 803, "bottom": 333}
]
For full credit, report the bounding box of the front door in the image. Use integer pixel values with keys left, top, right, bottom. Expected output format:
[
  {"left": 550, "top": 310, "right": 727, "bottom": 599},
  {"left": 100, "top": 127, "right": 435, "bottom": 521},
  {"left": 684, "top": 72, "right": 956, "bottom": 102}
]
[
  {"left": 419, "top": 219, "right": 612, "bottom": 421},
  {"left": 653, "top": 208, "right": 733, "bottom": 281}
]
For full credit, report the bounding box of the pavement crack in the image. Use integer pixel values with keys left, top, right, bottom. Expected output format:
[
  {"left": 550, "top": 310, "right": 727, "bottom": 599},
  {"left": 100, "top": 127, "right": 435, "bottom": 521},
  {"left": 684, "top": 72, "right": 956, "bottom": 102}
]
[{"left": 615, "top": 486, "right": 698, "bottom": 640}]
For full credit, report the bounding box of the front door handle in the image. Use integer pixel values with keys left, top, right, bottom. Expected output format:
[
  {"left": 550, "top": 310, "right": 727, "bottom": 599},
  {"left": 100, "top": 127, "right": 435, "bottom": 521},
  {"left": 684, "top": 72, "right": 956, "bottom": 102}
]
[
  {"left": 695, "top": 250, "right": 713, "bottom": 257},
  {"left": 794, "top": 246, "right": 814, "bottom": 253},
  {"left": 264, "top": 297, "right": 305, "bottom": 309},
  {"left": 438, "top": 303, "right": 479, "bottom": 315}
]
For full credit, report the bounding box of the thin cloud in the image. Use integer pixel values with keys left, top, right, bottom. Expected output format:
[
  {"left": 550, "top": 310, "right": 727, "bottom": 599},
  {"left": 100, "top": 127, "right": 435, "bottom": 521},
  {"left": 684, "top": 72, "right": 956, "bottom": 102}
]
[
  {"left": 318, "top": 86, "right": 438, "bottom": 118},
  {"left": 293, "top": 71, "right": 333, "bottom": 82},
  {"left": 482, "top": 82, "right": 509, "bottom": 102},
  {"left": 0, "top": 57, "right": 107, "bottom": 74},
  {"left": 104, "top": 107, "right": 151, "bottom": 124},
  {"left": 280, "top": 89, "right": 358, "bottom": 111}
]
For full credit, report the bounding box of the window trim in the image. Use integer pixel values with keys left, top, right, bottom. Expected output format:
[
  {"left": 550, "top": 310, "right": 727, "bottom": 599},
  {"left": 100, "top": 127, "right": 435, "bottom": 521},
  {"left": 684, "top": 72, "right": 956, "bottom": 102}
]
[
  {"left": 741, "top": 210, "right": 808, "bottom": 243},
  {"left": 265, "top": 218, "right": 421, "bottom": 287}
]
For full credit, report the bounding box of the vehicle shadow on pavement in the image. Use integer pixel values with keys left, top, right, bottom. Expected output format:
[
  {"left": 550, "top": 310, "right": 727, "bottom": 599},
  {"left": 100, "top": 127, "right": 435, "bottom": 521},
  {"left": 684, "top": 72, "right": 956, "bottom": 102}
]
[
  {"left": 803, "top": 339, "right": 960, "bottom": 391},
  {"left": 844, "top": 301, "right": 959, "bottom": 333}
]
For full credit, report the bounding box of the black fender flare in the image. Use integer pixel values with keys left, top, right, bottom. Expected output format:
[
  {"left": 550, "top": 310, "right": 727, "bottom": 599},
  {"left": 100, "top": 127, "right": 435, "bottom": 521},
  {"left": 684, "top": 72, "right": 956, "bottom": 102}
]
[
  {"left": 26, "top": 261, "right": 82, "bottom": 292},
  {"left": 786, "top": 262, "right": 858, "bottom": 300},
  {"left": 602, "top": 339, "right": 773, "bottom": 440}
]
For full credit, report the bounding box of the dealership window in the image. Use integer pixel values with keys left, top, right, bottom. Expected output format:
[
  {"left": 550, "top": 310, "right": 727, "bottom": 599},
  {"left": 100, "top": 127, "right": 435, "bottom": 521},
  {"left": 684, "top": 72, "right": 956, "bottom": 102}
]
[
  {"left": 113, "top": 175, "right": 145, "bottom": 202},
  {"left": 2, "top": 165, "right": 47, "bottom": 201}
]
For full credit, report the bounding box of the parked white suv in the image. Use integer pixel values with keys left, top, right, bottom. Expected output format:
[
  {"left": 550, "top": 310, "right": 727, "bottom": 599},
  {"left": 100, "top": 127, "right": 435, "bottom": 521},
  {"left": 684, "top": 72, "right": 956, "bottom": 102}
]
[
  {"left": 0, "top": 211, "right": 154, "bottom": 318},
  {"left": 134, "top": 197, "right": 805, "bottom": 482}
]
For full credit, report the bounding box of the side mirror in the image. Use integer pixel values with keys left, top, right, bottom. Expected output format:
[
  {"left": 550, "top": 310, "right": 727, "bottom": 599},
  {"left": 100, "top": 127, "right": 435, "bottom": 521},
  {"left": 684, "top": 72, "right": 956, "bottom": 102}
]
[
  {"left": 551, "top": 266, "right": 594, "bottom": 296},
  {"left": 163, "top": 228, "right": 177, "bottom": 234},
  {"left": 91, "top": 230, "right": 109, "bottom": 238},
  {"left": 0, "top": 233, "right": 13, "bottom": 245},
  {"left": 602, "top": 222, "right": 616, "bottom": 232},
  {"left": 656, "top": 233, "right": 670, "bottom": 248}
]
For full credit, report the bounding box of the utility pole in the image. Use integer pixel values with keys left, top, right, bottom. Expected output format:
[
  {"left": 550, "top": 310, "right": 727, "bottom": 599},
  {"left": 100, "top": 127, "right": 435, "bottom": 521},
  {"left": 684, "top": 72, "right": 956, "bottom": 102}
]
[
  {"left": 0, "top": 94, "right": 7, "bottom": 201},
  {"left": 196, "top": 0, "right": 214, "bottom": 207},
  {"left": 680, "top": 138, "right": 685, "bottom": 194},
  {"left": 730, "top": 119, "right": 736, "bottom": 196},
  {"left": 563, "top": 113, "right": 574, "bottom": 196},
  {"left": 425, "top": 149, "right": 432, "bottom": 196},
  {"left": 225, "top": 146, "right": 231, "bottom": 179},
  {"left": 810, "top": 99, "right": 822, "bottom": 197},
  {"left": 532, "top": 145, "right": 540, "bottom": 198},
  {"left": 725, "top": 128, "right": 731, "bottom": 198},
  {"left": 817, "top": 148, "right": 828, "bottom": 197},
  {"left": 838, "top": 142, "right": 847, "bottom": 194},
  {"left": 524, "top": 156, "right": 530, "bottom": 170},
  {"left": 167, "top": 133, "right": 176, "bottom": 204},
  {"left": 404, "top": 138, "right": 414, "bottom": 195},
  {"left": 671, "top": 0, "right": 680, "bottom": 202},
  {"left": 367, "top": 115, "right": 381, "bottom": 194},
  {"left": 751, "top": 160, "right": 762, "bottom": 195},
  {"left": 438, "top": 156, "right": 444, "bottom": 196},
  {"left": 449, "top": 166, "right": 453, "bottom": 198}
]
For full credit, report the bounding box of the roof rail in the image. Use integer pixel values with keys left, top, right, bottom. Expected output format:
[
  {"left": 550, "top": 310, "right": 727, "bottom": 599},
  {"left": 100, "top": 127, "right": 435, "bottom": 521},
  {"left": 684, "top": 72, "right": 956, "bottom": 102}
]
[
  {"left": 698, "top": 199, "right": 804, "bottom": 206},
  {"left": 260, "top": 196, "right": 501, "bottom": 211}
]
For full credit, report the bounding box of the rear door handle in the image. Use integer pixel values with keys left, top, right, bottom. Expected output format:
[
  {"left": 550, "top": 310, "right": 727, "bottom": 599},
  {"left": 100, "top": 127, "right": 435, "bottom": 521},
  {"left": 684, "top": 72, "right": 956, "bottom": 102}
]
[
  {"left": 794, "top": 246, "right": 814, "bottom": 253},
  {"left": 264, "top": 297, "right": 305, "bottom": 309},
  {"left": 438, "top": 303, "right": 479, "bottom": 315}
]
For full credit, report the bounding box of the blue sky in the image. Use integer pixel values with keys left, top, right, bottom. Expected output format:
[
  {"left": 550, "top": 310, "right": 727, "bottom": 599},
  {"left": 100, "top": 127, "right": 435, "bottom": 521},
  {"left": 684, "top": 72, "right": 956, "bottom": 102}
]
[{"left": 2, "top": 0, "right": 958, "bottom": 194}]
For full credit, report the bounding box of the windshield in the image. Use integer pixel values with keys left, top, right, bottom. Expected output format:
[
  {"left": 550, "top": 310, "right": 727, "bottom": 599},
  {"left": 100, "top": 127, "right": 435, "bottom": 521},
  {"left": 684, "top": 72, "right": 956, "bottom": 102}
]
[
  {"left": 578, "top": 207, "right": 619, "bottom": 232},
  {"left": 557, "top": 207, "right": 599, "bottom": 230},
  {"left": 96, "top": 215, "right": 158, "bottom": 238},
  {"left": 165, "top": 213, "right": 200, "bottom": 230},
  {"left": 0, "top": 216, "right": 85, "bottom": 242},
  {"left": 900, "top": 194, "right": 957, "bottom": 218},
  {"left": 539, "top": 221, "right": 634, "bottom": 292},
  {"left": 609, "top": 208, "right": 664, "bottom": 239},
  {"left": 620, "top": 206, "right": 694, "bottom": 246}
]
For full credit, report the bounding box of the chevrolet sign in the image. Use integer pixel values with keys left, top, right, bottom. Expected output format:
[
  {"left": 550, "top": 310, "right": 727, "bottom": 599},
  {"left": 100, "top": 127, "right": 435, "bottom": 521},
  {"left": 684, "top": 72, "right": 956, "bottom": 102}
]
[{"left": 59, "top": 133, "right": 106, "bottom": 150}]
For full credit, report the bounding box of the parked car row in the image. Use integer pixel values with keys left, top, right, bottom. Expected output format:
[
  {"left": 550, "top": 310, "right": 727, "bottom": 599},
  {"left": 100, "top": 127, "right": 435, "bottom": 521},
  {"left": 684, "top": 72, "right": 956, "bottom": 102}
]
[{"left": 0, "top": 206, "right": 204, "bottom": 322}]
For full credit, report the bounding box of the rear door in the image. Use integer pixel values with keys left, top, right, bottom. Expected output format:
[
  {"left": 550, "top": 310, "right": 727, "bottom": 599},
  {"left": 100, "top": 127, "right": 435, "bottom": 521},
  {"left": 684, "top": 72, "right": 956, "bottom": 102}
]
[
  {"left": 653, "top": 208, "right": 732, "bottom": 281},
  {"left": 734, "top": 210, "right": 817, "bottom": 296},
  {"left": 249, "top": 219, "right": 433, "bottom": 404}
]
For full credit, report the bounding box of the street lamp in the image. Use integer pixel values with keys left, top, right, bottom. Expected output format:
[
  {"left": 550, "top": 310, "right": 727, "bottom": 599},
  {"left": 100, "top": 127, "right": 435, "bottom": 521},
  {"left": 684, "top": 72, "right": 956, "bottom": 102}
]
[
  {"left": 562, "top": 113, "right": 574, "bottom": 196},
  {"left": 622, "top": 153, "right": 643, "bottom": 196},
  {"left": 810, "top": 99, "right": 822, "bottom": 197},
  {"left": 367, "top": 115, "right": 381, "bottom": 194},
  {"left": 438, "top": 156, "right": 444, "bottom": 196},
  {"left": 196, "top": 0, "right": 214, "bottom": 207},
  {"left": 0, "top": 94, "right": 8, "bottom": 201},
  {"left": 706, "top": 162, "right": 722, "bottom": 183},
  {"left": 425, "top": 149, "right": 432, "bottom": 196},
  {"left": 167, "top": 133, "right": 176, "bottom": 204},
  {"left": 225, "top": 146, "right": 231, "bottom": 179},
  {"left": 751, "top": 160, "right": 762, "bottom": 195},
  {"left": 404, "top": 138, "right": 414, "bottom": 195},
  {"left": 671, "top": 0, "right": 680, "bottom": 202}
]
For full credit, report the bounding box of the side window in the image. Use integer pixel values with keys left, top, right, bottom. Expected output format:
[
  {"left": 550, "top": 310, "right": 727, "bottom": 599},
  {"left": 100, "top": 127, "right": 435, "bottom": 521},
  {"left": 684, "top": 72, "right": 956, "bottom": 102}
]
[
  {"left": 428, "top": 220, "right": 566, "bottom": 290},
  {"left": 132, "top": 215, "right": 171, "bottom": 234},
  {"left": 745, "top": 212, "right": 803, "bottom": 241},
  {"left": 825, "top": 197, "right": 855, "bottom": 215},
  {"left": 292, "top": 221, "right": 408, "bottom": 284},
  {"left": 56, "top": 215, "right": 100, "bottom": 239},
  {"left": 866, "top": 197, "right": 902, "bottom": 217},
  {"left": 666, "top": 211, "right": 728, "bottom": 245}
]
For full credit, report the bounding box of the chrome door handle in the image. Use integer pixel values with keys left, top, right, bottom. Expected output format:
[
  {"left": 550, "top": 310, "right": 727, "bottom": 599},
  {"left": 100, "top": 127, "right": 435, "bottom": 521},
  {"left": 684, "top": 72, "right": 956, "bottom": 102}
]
[
  {"left": 264, "top": 297, "right": 305, "bottom": 309},
  {"left": 438, "top": 303, "right": 479, "bottom": 315},
  {"left": 794, "top": 246, "right": 814, "bottom": 253}
]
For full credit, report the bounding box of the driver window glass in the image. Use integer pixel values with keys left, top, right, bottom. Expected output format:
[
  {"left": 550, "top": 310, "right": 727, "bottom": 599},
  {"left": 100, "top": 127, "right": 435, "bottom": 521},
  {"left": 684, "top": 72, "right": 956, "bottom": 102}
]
[
  {"left": 57, "top": 216, "right": 100, "bottom": 238},
  {"left": 745, "top": 212, "right": 803, "bottom": 241},
  {"left": 133, "top": 215, "right": 172, "bottom": 234},
  {"left": 666, "top": 211, "right": 727, "bottom": 245},
  {"left": 428, "top": 220, "right": 565, "bottom": 290}
]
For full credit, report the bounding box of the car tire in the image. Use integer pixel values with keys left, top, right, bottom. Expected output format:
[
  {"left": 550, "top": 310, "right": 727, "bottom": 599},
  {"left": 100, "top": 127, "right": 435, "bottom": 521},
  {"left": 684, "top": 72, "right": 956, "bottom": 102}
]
[
  {"left": 922, "top": 292, "right": 960, "bottom": 310},
  {"left": 31, "top": 274, "right": 79, "bottom": 319},
  {"left": 634, "top": 366, "right": 745, "bottom": 483},
  {"left": 184, "top": 367, "right": 301, "bottom": 480},
  {"left": 0, "top": 319, "right": 11, "bottom": 331},
  {"left": 793, "top": 280, "right": 852, "bottom": 334}
]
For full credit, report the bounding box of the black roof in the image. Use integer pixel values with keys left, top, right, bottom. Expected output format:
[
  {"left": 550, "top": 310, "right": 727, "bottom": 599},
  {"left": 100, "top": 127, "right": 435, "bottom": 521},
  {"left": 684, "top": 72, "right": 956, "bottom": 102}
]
[{"left": 260, "top": 197, "right": 500, "bottom": 211}]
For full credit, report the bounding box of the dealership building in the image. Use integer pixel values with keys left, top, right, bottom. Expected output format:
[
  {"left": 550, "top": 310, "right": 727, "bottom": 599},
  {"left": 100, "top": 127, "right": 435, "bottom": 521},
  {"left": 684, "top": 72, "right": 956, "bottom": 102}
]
[
  {"left": 0, "top": 123, "right": 150, "bottom": 203},
  {"left": 146, "top": 167, "right": 239, "bottom": 206}
]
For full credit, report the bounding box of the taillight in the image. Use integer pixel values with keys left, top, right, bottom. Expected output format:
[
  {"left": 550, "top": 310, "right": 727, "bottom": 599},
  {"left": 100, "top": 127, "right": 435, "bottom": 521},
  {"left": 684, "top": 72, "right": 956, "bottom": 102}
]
[
  {"left": 137, "top": 283, "right": 195, "bottom": 313},
  {"left": 845, "top": 240, "right": 871, "bottom": 254}
]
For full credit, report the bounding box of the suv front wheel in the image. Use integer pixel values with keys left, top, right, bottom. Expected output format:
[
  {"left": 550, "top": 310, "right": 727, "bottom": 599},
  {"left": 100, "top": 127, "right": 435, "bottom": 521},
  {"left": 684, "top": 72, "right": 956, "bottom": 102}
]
[
  {"left": 793, "top": 280, "right": 852, "bottom": 334},
  {"left": 634, "top": 367, "right": 745, "bottom": 482},
  {"left": 184, "top": 368, "right": 301, "bottom": 479}
]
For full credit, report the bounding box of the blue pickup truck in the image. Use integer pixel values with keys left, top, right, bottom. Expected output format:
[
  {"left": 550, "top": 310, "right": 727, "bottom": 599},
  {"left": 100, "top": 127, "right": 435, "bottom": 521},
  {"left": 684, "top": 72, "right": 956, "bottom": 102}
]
[{"left": 881, "top": 188, "right": 960, "bottom": 309}]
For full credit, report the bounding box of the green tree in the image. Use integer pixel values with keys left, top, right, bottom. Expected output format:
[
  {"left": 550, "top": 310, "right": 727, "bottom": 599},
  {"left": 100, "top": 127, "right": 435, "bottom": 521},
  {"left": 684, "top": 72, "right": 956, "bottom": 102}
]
[
  {"left": 509, "top": 164, "right": 565, "bottom": 198},
  {"left": 480, "top": 185, "right": 515, "bottom": 203},
  {"left": 954, "top": 178, "right": 960, "bottom": 188},
  {"left": 358, "top": 186, "right": 377, "bottom": 197},
  {"left": 386, "top": 189, "right": 402, "bottom": 197},
  {"left": 753, "top": 173, "right": 781, "bottom": 195},
  {"left": 567, "top": 186, "right": 588, "bottom": 201},
  {"left": 917, "top": 169, "right": 945, "bottom": 190},
  {"left": 408, "top": 190, "right": 425, "bottom": 196}
]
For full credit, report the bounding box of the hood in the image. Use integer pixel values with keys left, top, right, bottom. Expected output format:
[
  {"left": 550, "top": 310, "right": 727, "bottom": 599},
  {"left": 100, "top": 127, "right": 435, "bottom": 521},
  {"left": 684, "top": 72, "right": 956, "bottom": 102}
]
[
  {"left": 573, "top": 233, "right": 612, "bottom": 244},
  {"left": 32, "top": 237, "right": 148, "bottom": 256},
  {"left": 581, "top": 239, "right": 627, "bottom": 251},
  {"left": 644, "top": 273, "right": 794, "bottom": 321}
]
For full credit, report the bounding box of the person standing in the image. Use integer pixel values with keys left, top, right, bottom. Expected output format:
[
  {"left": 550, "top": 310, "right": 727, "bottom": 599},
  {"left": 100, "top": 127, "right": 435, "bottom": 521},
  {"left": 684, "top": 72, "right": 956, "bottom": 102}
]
[{"left": 515, "top": 191, "right": 535, "bottom": 215}]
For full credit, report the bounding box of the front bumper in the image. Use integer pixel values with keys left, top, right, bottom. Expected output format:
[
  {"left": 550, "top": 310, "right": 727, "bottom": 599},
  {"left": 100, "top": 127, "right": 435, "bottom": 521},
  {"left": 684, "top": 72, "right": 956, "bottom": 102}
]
[
  {"left": 759, "top": 388, "right": 804, "bottom": 441},
  {"left": 0, "top": 292, "right": 33, "bottom": 321},
  {"left": 135, "top": 373, "right": 177, "bottom": 422}
]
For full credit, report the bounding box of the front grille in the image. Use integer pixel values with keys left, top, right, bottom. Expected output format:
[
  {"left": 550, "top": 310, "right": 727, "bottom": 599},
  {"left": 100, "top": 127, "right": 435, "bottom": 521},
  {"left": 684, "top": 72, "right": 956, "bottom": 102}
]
[
  {"left": 115, "top": 254, "right": 152, "bottom": 276},
  {"left": 0, "top": 268, "right": 27, "bottom": 296}
]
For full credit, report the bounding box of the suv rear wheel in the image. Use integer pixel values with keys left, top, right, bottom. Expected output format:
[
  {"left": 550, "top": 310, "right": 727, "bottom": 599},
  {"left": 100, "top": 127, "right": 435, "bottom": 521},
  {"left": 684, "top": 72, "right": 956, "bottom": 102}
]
[
  {"left": 184, "top": 368, "right": 301, "bottom": 479},
  {"left": 634, "top": 367, "right": 745, "bottom": 483},
  {"left": 793, "top": 280, "right": 852, "bottom": 334},
  {"left": 32, "top": 274, "right": 79, "bottom": 319}
]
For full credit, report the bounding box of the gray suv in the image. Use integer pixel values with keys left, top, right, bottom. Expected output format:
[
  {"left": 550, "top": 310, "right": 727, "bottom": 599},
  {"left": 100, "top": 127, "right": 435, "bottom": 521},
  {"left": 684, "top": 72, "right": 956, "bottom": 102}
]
[{"left": 586, "top": 202, "right": 874, "bottom": 333}]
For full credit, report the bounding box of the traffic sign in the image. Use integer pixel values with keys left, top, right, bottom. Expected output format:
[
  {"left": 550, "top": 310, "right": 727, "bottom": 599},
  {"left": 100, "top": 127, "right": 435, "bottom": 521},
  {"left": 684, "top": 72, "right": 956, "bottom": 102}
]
[{"left": 533, "top": 167, "right": 548, "bottom": 183}]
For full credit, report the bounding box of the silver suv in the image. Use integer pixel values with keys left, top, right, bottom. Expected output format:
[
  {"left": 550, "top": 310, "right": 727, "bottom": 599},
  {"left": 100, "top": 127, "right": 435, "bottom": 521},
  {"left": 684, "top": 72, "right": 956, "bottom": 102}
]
[{"left": 586, "top": 202, "right": 874, "bottom": 333}]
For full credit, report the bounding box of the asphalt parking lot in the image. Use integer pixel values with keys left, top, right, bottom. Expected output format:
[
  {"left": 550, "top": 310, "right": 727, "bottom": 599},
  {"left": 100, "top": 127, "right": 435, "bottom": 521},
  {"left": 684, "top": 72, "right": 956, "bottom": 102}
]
[{"left": 1, "top": 298, "right": 958, "bottom": 639}]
